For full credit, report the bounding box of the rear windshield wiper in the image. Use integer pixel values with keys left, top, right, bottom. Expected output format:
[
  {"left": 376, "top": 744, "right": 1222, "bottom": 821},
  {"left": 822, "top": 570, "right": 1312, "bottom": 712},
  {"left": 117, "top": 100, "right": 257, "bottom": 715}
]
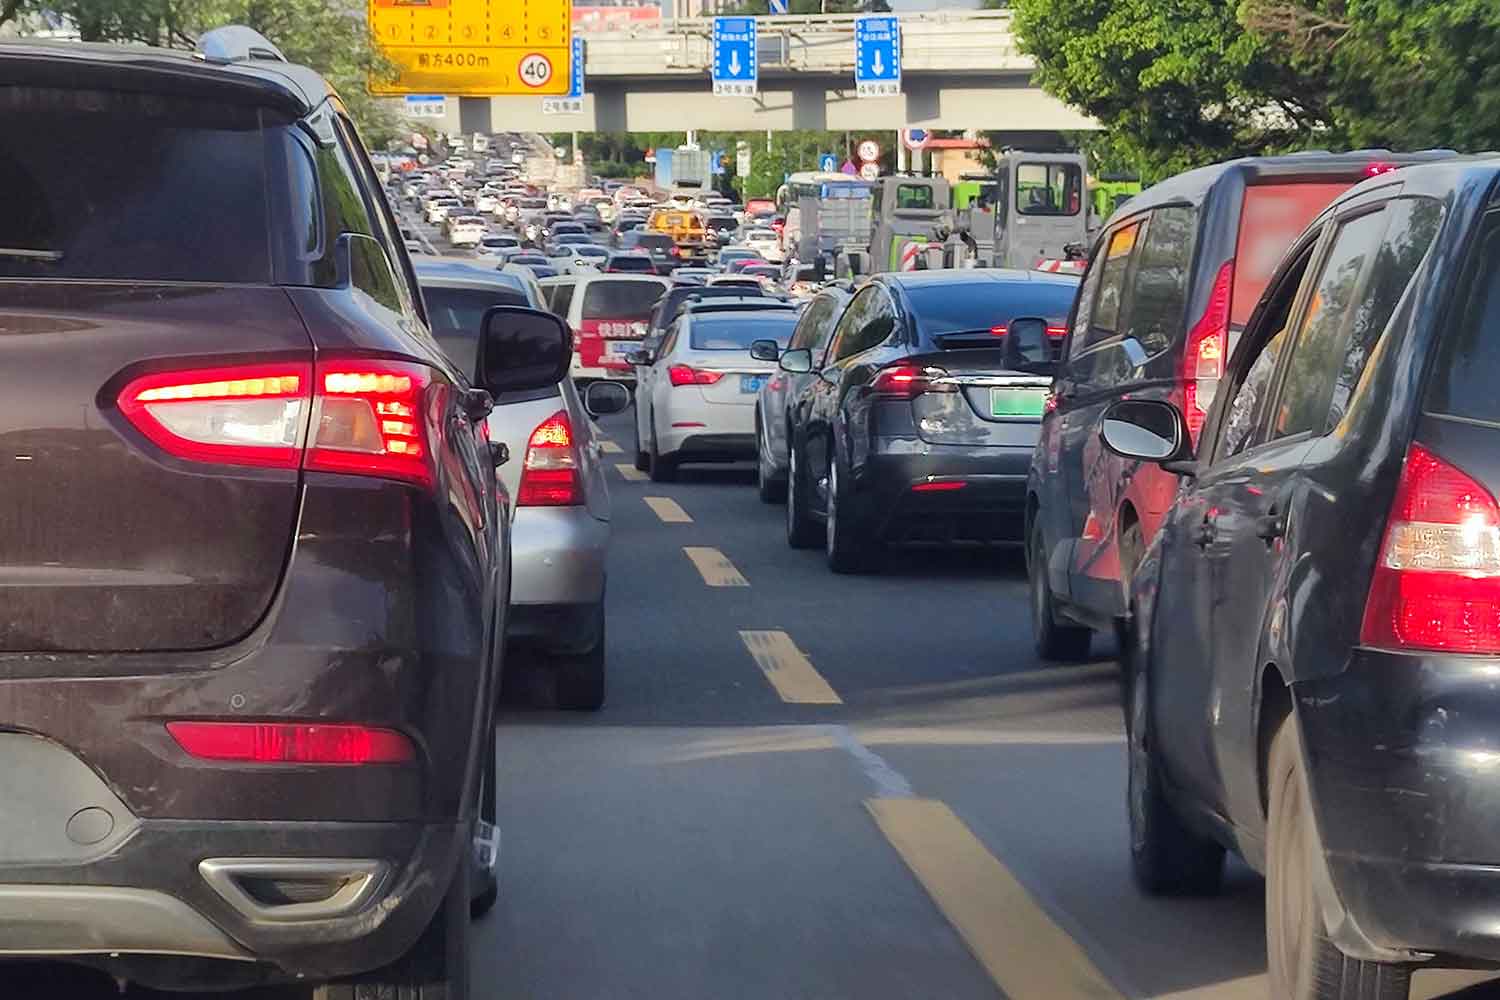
[{"left": 0, "top": 248, "right": 64, "bottom": 263}]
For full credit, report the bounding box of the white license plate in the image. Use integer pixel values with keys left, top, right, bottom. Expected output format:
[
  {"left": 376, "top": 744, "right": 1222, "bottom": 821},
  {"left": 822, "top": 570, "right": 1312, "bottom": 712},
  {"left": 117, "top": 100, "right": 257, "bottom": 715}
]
[
  {"left": 604, "top": 340, "right": 635, "bottom": 357},
  {"left": 741, "top": 375, "right": 767, "bottom": 394}
]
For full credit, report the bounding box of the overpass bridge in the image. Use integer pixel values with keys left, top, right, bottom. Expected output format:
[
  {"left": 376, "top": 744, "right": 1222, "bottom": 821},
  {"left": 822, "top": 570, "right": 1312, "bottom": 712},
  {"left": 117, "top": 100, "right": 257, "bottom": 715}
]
[{"left": 451, "top": 11, "right": 1096, "bottom": 136}]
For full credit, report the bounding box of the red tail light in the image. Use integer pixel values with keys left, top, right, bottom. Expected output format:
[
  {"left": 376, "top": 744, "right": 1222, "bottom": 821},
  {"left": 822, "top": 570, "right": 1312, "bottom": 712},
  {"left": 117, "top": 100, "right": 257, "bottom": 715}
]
[
  {"left": 167, "top": 721, "right": 415, "bottom": 764},
  {"left": 991, "top": 324, "right": 1068, "bottom": 339},
  {"left": 1182, "top": 260, "right": 1233, "bottom": 445},
  {"left": 1365, "top": 162, "right": 1399, "bottom": 177},
  {"left": 911, "top": 481, "right": 966, "bottom": 493},
  {"left": 307, "top": 361, "right": 432, "bottom": 487},
  {"left": 668, "top": 365, "right": 725, "bottom": 387},
  {"left": 670, "top": 246, "right": 682, "bottom": 257},
  {"left": 1361, "top": 445, "right": 1500, "bottom": 653},
  {"left": 518, "top": 410, "right": 582, "bottom": 506},
  {"left": 870, "top": 363, "right": 952, "bottom": 399}
]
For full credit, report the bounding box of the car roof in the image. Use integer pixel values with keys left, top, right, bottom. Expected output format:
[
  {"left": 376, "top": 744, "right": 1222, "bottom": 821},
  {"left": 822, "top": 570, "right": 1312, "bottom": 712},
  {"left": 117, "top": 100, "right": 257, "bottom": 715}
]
[
  {"left": 1, "top": 38, "right": 332, "bottom": 117},
  {"left": 684, "top": 299, "right": 796, "bottom": 314},
  {"left": 413, "top": 257, "right": 532, "bottom": 295},
  {"left": 879, "top": 269, "right": 1081, "bottom": 294}
]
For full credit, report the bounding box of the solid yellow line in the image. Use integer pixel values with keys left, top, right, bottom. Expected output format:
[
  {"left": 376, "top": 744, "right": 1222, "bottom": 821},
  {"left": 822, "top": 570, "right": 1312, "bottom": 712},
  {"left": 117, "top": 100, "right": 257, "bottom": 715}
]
[
  {"left": 868, "top": 798, "right": 1123, "bottom": 1000},
  {"left": 739, "top": 630, "right": 842, "bottom": 705},
  {"left": 616, "top": 463, "right": 647, "bottom": 482},
  {"left": 599, "top": 440, "right": 623, "bottom": 454},
  {"left": 643, "top": 496, "right": 693, "bottom": 524},
  {"left": 683, "top": 546, "right": 748, "bottom": 587}
]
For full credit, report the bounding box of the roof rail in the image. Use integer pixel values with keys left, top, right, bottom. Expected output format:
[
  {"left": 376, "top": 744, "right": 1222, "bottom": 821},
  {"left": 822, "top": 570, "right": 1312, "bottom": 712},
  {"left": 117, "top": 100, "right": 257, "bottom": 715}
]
[{"left": 196, "top": 25, "right": 287, "bottom": 64}]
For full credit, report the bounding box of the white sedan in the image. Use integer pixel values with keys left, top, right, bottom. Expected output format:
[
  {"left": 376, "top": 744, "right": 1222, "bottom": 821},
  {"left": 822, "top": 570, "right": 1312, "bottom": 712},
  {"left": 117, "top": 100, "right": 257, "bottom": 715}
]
[
  {"left": 631, "top": 301, "right": 801, "bottom": 482},
  {"left": 448, "top": 215, "right": 488, "bottom": 248},
  {"left": 743, "top": 227, "right": 783, "bottom": 263}
]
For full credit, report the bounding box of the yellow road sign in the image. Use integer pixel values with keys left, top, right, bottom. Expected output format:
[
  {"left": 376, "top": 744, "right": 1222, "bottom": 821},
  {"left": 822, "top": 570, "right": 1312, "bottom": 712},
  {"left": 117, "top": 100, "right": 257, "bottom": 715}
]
[{"left": 369, "top": 0, "right": 571, "bottom": 97}]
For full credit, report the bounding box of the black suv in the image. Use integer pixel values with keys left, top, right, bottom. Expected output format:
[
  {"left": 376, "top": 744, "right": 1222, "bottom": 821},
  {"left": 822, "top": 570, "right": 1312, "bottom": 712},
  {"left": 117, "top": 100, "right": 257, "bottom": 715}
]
[
  {"left": 0, "top": 28, "right": 570, "bottom": 995},
  {"left": 1106, "top": 158, "right": 1500, "bottom": 998}
]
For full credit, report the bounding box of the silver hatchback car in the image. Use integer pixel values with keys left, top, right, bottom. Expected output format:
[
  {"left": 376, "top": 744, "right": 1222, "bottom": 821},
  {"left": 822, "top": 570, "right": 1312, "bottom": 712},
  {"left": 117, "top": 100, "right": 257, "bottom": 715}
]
[{"left": 417, "top": 258, "right": 628, "bottom": 709}]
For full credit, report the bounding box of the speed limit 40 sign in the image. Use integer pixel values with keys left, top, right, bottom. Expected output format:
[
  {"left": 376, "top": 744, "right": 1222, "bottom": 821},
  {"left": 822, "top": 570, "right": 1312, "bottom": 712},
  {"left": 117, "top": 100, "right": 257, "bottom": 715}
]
[{"left": 369, "top": 0, "right": 572, "bottom": 97}]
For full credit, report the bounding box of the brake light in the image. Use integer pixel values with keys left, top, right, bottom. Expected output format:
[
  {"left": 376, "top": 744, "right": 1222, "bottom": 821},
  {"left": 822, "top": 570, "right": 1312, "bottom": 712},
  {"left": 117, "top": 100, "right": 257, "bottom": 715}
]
[
  {"left": 1361, "top": 445, "right": 1500, "bottom": 653},
  {"left": 306, "top": 361, "right": 432, "bottom": 487},
  {"left": 1365, "top": 162, "right": 1399, "bottom": 177},
  {"left": 167, "top": 721, "right": 415, "bottom": 764},
  {"left": 668, "top": 365, "right": 725, "bottom": 387},
  {"left": 670, "top": 246, "right": 682, "bottom": 257},
  {"left": 518, "top": 410, "right": 582, "bottom": 506},
  {"left": 117, "top": 364, "right": 312, "bottom": 469},
  {"left": 912, "top": 481, "right": 966, "bottom": 493},
  {"left": 870, "top": 363, "right": 952, "bottom": 399},
  {"left": 991, "top": 324, "right": 1067, "bottom": 339},
  {"left": 1182, "top": 260, "right": 1233, "bottom": 445}
]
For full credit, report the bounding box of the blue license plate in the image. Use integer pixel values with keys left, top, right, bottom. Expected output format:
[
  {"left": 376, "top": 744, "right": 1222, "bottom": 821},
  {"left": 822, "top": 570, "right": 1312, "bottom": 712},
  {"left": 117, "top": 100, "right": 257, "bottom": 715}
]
[{"left": 741, "top": 375, "right": 767, "bottom": 394}]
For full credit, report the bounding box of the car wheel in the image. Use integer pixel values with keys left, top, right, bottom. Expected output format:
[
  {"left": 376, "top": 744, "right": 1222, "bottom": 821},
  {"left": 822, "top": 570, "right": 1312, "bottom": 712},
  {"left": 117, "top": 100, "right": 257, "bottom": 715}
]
[
  {"left": 648, "top": 425, "right": 677, "bottom": 483},
  {"left": 825, "top": 442, "right": 877, "bottom": 574},
  {"left": 1266, "top": 718, "right": 1410, "bottom": 999},
  {"left": 553, "top": 605, "right": 606, "bottom": 711},
  {"left": 1126, "top": 645, "right": 1225, "bottom": 896},
  {"left": 785, "top": 440, "right": 821, "bottom": 549},
  {"left": 756, "top": 410, "right": 786, "bottom": 504},
  {"left": 315, "top": 841, "right": 470, "bottom": 1000},
  {"left": 1029, "top": 520, "right": 1092, "bottom": 661},
  {"left": 632, "top": 403, "right": 649, "bottom": 471}
]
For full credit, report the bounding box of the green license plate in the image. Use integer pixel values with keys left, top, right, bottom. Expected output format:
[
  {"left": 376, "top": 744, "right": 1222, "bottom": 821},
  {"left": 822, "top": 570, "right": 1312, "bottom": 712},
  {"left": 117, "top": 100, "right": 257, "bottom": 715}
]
[{"left": 990, "top": 388, "right": 1048, "bottom": 418}]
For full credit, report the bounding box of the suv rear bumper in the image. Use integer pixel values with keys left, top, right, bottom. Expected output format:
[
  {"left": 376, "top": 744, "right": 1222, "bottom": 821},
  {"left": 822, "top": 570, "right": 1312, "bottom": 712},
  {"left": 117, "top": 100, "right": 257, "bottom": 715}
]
[
  {"left": 509, "top": 506, "right": 608, "bottom": 638},
  {"left": 861, "top": 443, "right": 1031, "bottom": 544}
]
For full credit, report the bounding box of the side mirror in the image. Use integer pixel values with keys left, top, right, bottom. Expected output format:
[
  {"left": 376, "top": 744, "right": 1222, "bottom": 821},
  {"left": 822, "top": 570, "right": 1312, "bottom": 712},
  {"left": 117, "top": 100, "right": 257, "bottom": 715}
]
[
  {"left": 1099, "top": 400, "right": 1193, "bottom": 470},
  {"left": 625, "top": 349, "right": 652, "bottom": 366},
  {"left": 779, "top": 348, "right": 813, "bottom": 374},
  {"left": 476, "top": 306, "right": 571, "bottom": 395},
  {"left": 1001, "top": 317, "right": 1051, "bottom": 371},
  {"left": 749, "top": 339, "right": 781, "bottom": 362},
  {"left": 584, "top": 381, "right": 631, "bottom": 418}
]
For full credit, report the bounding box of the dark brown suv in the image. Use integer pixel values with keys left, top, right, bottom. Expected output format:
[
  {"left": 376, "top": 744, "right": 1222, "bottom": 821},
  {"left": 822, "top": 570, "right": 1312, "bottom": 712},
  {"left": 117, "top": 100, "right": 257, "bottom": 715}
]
[{"left": 0, "top": 27, "right": 568, "bottom": 997}]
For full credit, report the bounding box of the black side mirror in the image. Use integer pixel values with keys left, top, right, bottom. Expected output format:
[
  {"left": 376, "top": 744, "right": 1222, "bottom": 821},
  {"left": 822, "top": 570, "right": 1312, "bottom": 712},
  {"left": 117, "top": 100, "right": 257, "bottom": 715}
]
[
  {"left": 475, "top": 306, "right": 572, "bottom": 395},
  {"left": 1000, "top": 317, "right": 1051, "bottom": 371},
  {"left": 749, "top": 339, "right": 781, "bottom": 362},
  {"left": 625, "top": 349, "right": 652, "bottom": 366},
  {"left": 1099, "top": 399, "right": 1195, "bottom": 474},
  {"left": 779, "top": 348, "right": 813, "bottom": 374},
  {"left": 584, "top": 381, "right": 631, "bottom": 418}
]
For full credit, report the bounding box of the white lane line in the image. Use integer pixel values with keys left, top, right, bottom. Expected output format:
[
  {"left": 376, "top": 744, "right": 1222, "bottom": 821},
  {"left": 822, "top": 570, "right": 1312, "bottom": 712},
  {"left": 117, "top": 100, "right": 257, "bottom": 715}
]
[
  {"left": 643, "top": 496, "right": 693, "bottom": 524},
  {"left": 830, "top": 724, "right": 911, "bottom": 796},
  {"left": 599, "top": 439, "right": 623, "bottom": 454},
  {"left": 738, "top": 631, "right": 842, "bottom": 705},
  {"left": 683, "top": 546, "right": 748, "bottom": 587},
  {"left": 616, "top": 463, "right": 647, "bottom": 482}
]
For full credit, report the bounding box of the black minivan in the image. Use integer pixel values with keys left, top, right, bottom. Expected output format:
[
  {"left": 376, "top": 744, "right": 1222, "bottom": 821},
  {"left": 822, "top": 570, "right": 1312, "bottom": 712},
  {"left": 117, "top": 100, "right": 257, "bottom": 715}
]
[
  {"left": 1104, "top": 157, "right": 1500, "bottom": 999},
  {"left": 1027, "top": 151, "right": 1456, "bottom": 660}
]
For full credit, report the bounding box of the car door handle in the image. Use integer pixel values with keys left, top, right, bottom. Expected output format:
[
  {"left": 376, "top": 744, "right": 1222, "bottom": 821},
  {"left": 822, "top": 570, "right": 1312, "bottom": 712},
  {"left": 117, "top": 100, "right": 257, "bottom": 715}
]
[
  {"left": 1193, "top": 517, "right": 1217, "bottom": 548},
  {"left": 1255, "top": 508, "right": 1286, "bottom": 541}
]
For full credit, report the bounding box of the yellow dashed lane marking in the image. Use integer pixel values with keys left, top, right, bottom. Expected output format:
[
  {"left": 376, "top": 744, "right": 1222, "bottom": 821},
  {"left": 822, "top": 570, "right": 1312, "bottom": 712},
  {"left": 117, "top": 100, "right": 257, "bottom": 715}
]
[
  {"left": 599, "top": 439, "right": 623, "bottom": 454},
  {"left": 868, "top": 798, "right": 1123, "bottom": 1000},
  {"left": 616, "top": 463, "right": 647, "bottom": 482},
  {"left": 644, "top": 496, "right": 693, "bottom": 523},
  {"left": 738, "top": 630, "right": 842, "bottom": 704},
  {"left": 683, "top": 546, "right": 748, "bottom": 587}
]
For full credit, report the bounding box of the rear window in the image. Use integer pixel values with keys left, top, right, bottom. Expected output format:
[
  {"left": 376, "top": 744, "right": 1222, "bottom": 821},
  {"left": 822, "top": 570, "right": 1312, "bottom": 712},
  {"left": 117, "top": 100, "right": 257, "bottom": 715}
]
[
  {"left": 690, "top": 313, "right": 799, "bottom": 351},
  {"left": 424, "top": 284, "right": 530, "bottom": 376},
  {"left": 895, "top": 185, "right": 935, "bottom": 210},
  {"left": 1233, "top": 182, "right": 1354, "bottom": 328},
  {"left": 0, "top": 88, "right": 285, "bottom": 282},
  {"left": 635, "top": 234, "right": 674, "bottom": 251},
  {"left": 907, "top": 280, "right": 1079, "bottom": 341},
  {"left": 608, "top": 255, "right": 655, "bottom": 272},
  {"left": 583, "top": 280, "right": 665, "bottom": 319}
]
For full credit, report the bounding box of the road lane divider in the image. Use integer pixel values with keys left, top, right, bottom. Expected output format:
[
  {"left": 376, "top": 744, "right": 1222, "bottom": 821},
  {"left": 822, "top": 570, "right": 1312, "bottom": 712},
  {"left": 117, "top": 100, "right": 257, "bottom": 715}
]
[
  {"left": 644, "top": 497, "right": 693, "bottom": 524},
  {"left": 684, "top": 547, "right": 748, "bottom": 587},
  {"left": 739, "top": 631, "right": 842, "bottom": 705},
  {"left": 616, "top": 463, "right": 647, "bottom": 482},
  {"left": 599, "top": 439, "right": 623, "bottom": 454},
  {"left": 868, "top": 798, "right": 1124, "bottom": 1000}
]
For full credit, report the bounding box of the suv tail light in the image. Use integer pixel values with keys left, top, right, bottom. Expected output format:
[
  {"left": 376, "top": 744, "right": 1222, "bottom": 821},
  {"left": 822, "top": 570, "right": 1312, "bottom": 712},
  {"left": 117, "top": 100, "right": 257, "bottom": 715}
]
[
  {"left": 1182, "top": 260, "right": 1233, "bottom": 444},
  {"left": 118, "top": 359, "right": 437, "bottom": 487},
  {"left": 167, "top": 721, "right": 415, "bottom": 764},
  {"left": 870, "top": 363, "right": 953, "bottom": 399},
  {"left": 518, "top": 410, "right": 583, "bottom": 506},
  {"left": 668, "top": 365, "right": 725, "bottom": 387},
  {"left": 1361, "top": 444, "right": 1500, "bottom": 653}
]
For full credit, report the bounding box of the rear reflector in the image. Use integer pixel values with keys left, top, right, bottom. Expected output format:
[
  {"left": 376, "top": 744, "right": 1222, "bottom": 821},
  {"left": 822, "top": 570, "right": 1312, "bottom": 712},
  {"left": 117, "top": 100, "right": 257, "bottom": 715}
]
[
  {"left": 912, "top": 481, "right": 966, "bottom": 493},
  {"left": 518, "top": 409, "right": 582, "bottom": 506},
  {"left": 1361, "top": 444, "right": 1500, "bottom": 653},
  {"left": 167, "top": 721, "right": 415, "bottom": 764}
]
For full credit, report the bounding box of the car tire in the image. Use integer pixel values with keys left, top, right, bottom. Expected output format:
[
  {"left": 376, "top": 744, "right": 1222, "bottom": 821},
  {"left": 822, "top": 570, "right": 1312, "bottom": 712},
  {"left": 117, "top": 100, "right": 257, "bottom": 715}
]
[
  {"left": 648, "top": 426, "right": 677, "bottom": 483},
  {"left": 1029, "top": 521, "right": 1093, "bottom": 661},
  {"left": 553, "top": 608, "right": 606, "bottom": 711},
  {"left": 1266, "top": 718, "right": 1411, "bottom": 1000},
  {"left": 755, "top": 410, "right": 786, "bottom": 504},
  {"left": 315, "top": 842, "right": 470, "bottom": 1000},
  {"left": 785, "top": 440, "right": 821, "bottom": 549},
  {"left": 825, "top": 441, "right": 877, "bottom": 574},
  {"left": 632, "top": 404, "right": 649, "bottom": 472},
  {"left": 1126, "top": 645, "right": 1225, "bottom": 896}
]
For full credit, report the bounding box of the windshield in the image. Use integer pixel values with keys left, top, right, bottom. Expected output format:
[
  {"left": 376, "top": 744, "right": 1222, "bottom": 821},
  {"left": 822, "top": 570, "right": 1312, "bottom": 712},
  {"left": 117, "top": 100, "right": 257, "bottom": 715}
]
[
  {"left": 690, "top": 312, "right": 798, "bottom": 350},
  {"left": 1016, "top": 162, "right": 1083, "bottom": 216}
]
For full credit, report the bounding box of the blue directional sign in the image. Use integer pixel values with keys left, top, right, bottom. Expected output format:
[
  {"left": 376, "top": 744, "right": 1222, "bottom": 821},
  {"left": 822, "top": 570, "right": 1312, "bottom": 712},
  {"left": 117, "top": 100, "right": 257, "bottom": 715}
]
[
  {"left": 542, "top": 36, "right": 585, "bottom": 115},
  {"left": 819, "top": 153, "right": 838, "bottom": 173},
  {"left": 712, "top": 17, "right": 758, "bottom": 97},
  {"left": 855, "top": 15, "right": 902, "bottom": 98},
  {"left": 769, "top": 0, "right": 788, "bottom": 12}
]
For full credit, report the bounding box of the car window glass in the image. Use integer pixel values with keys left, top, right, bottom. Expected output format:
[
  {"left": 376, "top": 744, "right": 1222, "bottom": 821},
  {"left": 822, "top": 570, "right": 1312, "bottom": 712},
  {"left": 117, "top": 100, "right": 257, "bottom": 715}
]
[
  {"left": 896, "top": 185, "right": 934, "bottom": 210},
  {"left": 551, "top": 282, "right": 575, "bottom": 317},
  {"left": 790, "top": 298, "right": 831, "bottom": 351},
  {"left": 1080, "top": 221, "right": 1141, "bottom": 351},
  {"left": 1326, "top": 197, "right": 1443, "bottom": 431},
  {"left": 828, "top": 287, "right": 875, "bottom": 361},
  {"left": 812, "top": 298, "right": 845, "bottom": 358},
  {"left": 334, "top": 115, "right": 421, "bottom": 321},
  {"left": 1267, "top": 208, "right": 1388, "bottom": 442},
  {"left": 1063, "top": 249, "right": 1105, "bottom": 367},
  {"left": 1126, "top": 207, "right": 1197, "bottom": 358},
  {"left": 690, "top": 314, "right": 799, "bottom": 351},
  {"left": 835, "top": 288, "right": 895, "bottom": 361},
  {"left": 1016, "top": 163, "right": 1083, "bottom": 217},
  {"left": 424, "top": 285, "right": 529, "bottom": 375},
  {"left": 1428, "top": 213, "right": 1500, "bottom": 425}
]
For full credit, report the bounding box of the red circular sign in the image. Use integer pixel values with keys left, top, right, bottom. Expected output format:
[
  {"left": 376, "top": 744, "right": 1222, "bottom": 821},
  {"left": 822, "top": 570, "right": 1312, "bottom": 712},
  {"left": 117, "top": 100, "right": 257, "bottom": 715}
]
[{"left": 517, "top": 52, "right": 554, "bottom": 89}]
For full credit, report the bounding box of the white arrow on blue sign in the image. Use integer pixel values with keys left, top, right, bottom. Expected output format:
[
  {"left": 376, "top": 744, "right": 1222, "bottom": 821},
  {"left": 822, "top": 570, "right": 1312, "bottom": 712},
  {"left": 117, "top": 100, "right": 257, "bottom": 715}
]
[
  {"left": 855, "top": 15, "right": 901, "bottom": 99},
  {"left": 819, "top": 153, "right": 838, "bottom": 173},
  {"left": 769, "top": 0, "right": 788, "bottom": 13},
  {"left": 542, "top": 36, "right": 586, "bottom": 115},
  {"left": 712, "top": 17, "right": 758, "bottom": 97}
]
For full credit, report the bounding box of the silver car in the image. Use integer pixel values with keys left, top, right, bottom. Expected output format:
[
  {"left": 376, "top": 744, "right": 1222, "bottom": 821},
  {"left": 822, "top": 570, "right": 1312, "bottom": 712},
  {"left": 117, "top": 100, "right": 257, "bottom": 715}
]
[
  {"left": 754, "top": 286, "right": 849, "bottom": 502},
  {"left": 416, "top": 258, "right": 628, "bottom": 709}
]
